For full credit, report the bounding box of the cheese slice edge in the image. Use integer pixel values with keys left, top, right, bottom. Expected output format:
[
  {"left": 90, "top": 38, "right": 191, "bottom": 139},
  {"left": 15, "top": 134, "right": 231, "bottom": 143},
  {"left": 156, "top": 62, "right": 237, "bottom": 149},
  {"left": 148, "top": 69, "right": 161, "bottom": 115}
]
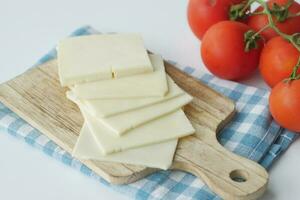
[
  {"left": 70, "top": 93, "right": 192, "bottom": 136},
  {"left": 83, "top": 109, "right": 195, "bottom": 155},
  {"left": 67, "top": 75, "right": 184, "bottom": 117},
  {"left": 58, "top": 34, "right": 153, "bottom": 86},
  {"left": 73, "top": 123, "right": 177, "bottom": 170},
  {"left": 70, "top": 54, "right": 168, "bottom": 99}
]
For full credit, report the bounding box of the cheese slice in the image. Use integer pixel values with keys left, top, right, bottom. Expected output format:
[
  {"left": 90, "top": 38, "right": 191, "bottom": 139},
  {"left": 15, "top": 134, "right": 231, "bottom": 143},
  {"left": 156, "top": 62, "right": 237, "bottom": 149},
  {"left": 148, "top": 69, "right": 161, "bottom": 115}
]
[
  {"left": 70, "top": 93, "right": 192, "bottom": 136},
  {"left": 70, "top": 54, "right": 168, "bottom": 99},
  {"left": 57, "top": 34, "right": 152, "bottom": 86},
  {"left": 66, "top": 75, "right": 184, "bottom": 117},
  {"left": 73, "top": 124, "right": 177, "bottom": 170},
  {"left": 82, "top": 109, "right": 194, "bottom": 155}
]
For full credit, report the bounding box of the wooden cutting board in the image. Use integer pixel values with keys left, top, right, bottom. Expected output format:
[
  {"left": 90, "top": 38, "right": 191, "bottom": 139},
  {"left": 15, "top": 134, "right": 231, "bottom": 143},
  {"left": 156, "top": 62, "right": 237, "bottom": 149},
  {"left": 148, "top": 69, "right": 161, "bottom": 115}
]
[{"left": 0, "top": 59, "right": 268, "bottom": 200}]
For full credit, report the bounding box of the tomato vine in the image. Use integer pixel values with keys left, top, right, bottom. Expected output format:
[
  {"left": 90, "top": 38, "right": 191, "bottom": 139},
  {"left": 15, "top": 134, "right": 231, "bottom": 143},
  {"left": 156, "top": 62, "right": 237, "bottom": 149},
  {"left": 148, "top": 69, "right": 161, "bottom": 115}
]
[
  {"left": 287, "top": 57, "right": 300, "bottom": 81},
  {"left": 231, "top": 0, "right": 300, "bottom": 80}
]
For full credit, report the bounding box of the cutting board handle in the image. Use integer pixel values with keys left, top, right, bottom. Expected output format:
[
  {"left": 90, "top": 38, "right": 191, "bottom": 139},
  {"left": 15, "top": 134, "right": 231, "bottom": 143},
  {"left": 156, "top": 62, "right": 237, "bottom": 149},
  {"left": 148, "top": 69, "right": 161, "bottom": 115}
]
[{"left": 172, "top": 130, "right": 268, "bottom": 200}]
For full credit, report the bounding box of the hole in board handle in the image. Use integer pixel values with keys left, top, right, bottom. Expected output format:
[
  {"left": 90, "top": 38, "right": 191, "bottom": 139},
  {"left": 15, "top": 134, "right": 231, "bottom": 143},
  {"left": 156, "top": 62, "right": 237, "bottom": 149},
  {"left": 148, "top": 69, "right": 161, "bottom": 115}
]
[{"left": 230, "top": 169, "right": 248, "bottom": 182}]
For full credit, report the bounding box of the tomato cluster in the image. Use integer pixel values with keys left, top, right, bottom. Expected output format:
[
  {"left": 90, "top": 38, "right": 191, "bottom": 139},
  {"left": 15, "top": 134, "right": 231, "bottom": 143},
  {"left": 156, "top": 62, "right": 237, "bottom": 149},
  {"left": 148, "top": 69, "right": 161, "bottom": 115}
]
[
  {"left": 187, "top": 0, "right": 300, "bottom": 132},
  {"left": 248, "top": 0, "right": 300, "bottom": 40}
]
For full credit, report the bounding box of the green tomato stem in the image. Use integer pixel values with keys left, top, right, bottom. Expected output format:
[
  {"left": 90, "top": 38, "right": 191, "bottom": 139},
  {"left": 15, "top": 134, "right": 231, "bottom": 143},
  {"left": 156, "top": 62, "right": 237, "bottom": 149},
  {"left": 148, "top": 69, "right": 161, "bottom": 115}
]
[
  {"left": 239, "top": 0, "right": 256, "bottom": 16},
  {"left": 253, "top": 24, "right": 270, "bottom": 37},
  {"left": 254, "top": 0, "right": 300, "bottom": 52},
  {"left": 290, "top": 56, "right": 300, "bottom": 80},
  {"left": 284, "top": 0, "right": 294, "bottom": 9}
]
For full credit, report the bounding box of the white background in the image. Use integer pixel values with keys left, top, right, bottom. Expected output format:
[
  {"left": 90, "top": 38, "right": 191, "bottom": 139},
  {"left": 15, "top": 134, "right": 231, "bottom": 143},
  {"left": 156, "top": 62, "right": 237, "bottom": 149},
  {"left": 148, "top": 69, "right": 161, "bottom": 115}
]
[{"left": 0, "top": 0, "right": 299, "bottom": 199}]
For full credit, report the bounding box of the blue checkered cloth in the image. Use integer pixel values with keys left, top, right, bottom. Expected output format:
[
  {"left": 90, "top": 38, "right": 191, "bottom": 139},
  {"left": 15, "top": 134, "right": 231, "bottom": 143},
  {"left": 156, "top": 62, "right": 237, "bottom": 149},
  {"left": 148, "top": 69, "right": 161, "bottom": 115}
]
[{"left": 0, "top": 26, "right": 298, "bottom": 200}]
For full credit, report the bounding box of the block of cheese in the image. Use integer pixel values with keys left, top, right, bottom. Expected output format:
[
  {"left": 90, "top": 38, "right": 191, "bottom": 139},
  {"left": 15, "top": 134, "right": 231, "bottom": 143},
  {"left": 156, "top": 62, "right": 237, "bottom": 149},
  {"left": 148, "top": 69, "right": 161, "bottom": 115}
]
[
  {"left": 73, "top": 124, "right": 177, "bottom": 169},
  {"left": 70, "top": 93, "right": 192, "bottom": 136},
  {"left": 57, "top": 34, "right": 152, "bottom": 86},
  {"left": 70, "top": 54, "right": 168, "bottom": 99},
  {"left": 66, "top": 75, "right": 184, "bottom": 117},
  {"left": 82, "top": 109, "right": 195, "bottom": 155}
]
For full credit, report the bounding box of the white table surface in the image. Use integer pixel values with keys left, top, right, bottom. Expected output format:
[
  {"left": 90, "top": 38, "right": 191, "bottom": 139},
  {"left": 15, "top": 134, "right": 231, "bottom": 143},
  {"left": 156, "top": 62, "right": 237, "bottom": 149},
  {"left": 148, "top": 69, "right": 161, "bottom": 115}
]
[{"left": 0, "top": 0, "right": 299, "bottom": 199}]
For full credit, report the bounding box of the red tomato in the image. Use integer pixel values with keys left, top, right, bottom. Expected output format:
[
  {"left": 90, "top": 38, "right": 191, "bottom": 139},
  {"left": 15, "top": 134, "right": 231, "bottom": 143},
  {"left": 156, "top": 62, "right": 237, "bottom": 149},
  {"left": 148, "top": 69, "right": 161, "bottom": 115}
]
[
  {"left": 187, "top": 0, "right": 241, "bottom": 40},
  {"left": 201, "top": 21, "right": 263, "bottom": 80},
  {"left": 259, "top": 36, "right": 300, "bottom": 87},
  {"left": 269, "top": 80, "right": 300, "bottom": 132},
  {"left": 248, "top": 0, "right": 300, "bottom": 41}
]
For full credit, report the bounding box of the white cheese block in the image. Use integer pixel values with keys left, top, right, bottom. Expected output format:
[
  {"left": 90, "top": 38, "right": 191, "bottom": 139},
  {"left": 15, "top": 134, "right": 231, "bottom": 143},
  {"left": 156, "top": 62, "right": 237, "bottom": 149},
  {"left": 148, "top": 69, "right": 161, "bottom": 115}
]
[
  {"left": 82, "top": 109, "right": 195, "bottom": 155},
  {"left": 70, "top": 54, "right": 168, "bottom": 99},
  {"left": 57, "top": 34, "right": 152, "bottom": 86},
  {"left": 69, "top": 93, "right": 192, "bottom": 136},
  {"left": 66, "top": 75, "right": 184, "bottom": 117},
  {"left": 73, "top": 124, "right": 177, "bottom": 170}
]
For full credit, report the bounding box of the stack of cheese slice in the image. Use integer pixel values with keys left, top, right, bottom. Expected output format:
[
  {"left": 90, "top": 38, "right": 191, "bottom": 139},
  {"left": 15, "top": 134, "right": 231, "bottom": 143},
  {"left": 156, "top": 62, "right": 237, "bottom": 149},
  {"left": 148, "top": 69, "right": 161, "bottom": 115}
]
[{"left": 57, "top": 34, "right": 195, "bottom": 170}]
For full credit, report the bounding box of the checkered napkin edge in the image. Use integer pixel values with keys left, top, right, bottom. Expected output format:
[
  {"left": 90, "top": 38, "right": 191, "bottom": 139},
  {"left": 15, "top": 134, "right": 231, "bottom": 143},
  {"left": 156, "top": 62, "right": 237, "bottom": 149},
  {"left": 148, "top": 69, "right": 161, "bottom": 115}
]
[{"left": 0, "top": 25, "right": 298, "bottom": 200}]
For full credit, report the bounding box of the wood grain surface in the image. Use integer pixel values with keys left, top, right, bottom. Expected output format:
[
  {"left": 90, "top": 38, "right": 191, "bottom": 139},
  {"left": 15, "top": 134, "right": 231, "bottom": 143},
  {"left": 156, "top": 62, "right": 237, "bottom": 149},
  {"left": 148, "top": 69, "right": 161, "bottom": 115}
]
[{"left": 0, "top": 59, "right": 268, "bottom": 199}]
